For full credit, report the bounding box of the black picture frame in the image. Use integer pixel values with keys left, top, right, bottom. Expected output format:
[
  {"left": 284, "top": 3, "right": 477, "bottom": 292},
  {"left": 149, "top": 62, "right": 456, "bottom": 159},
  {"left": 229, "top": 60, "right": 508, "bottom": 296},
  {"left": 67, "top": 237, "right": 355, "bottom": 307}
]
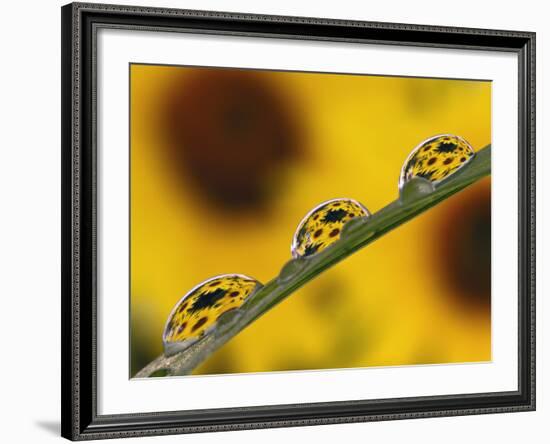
[{"left": 61, "top": 2, "right": 536, "bottom": 440}]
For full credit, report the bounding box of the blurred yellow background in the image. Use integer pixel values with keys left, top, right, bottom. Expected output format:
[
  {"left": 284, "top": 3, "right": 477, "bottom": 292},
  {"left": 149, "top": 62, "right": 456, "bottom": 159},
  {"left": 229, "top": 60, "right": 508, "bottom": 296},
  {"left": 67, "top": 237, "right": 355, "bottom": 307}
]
[{"left": 130, "top": 64, "right": 491, "bottom": 377}]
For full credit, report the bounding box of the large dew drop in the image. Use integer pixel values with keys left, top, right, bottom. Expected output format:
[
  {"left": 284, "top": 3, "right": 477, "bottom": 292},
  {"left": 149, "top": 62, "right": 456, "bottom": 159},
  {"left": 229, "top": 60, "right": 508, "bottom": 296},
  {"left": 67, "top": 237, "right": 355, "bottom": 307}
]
[
  {"left": 162, "top": 274, "right": 262, "bottom": 356},
  {"left": 291, "top": 198, "right": 371, "bottom": 258},
  {"left": 399, "top": 134, "right": 475, "bottom": 191}
]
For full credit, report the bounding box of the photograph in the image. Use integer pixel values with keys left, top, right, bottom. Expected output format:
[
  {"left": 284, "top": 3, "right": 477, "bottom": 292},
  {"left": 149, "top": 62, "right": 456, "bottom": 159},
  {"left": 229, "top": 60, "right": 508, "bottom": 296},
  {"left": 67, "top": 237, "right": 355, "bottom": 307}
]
[{"left": 129, "top": 64, "right": 492, "bottom": 378}]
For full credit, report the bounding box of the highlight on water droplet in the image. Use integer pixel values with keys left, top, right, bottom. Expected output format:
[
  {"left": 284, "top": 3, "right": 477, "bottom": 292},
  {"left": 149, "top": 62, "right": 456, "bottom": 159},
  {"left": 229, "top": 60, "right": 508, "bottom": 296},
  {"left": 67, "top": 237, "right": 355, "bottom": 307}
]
[
  {"left": 162, "top": 274, "right": 262, "bottom": 356},
  {"left": 291, "top": 198, "right": 371, "bottom": 258},
  {"left": 398, "top": 134, "right": 475, "bottom": 191}
]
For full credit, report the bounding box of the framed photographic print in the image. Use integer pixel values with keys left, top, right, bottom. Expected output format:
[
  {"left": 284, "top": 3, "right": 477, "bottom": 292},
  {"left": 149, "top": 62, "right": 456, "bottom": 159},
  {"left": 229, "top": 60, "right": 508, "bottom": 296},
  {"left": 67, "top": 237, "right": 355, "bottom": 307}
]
[{"left": 61, "top": 2, "right": 536, "bottom": 440}]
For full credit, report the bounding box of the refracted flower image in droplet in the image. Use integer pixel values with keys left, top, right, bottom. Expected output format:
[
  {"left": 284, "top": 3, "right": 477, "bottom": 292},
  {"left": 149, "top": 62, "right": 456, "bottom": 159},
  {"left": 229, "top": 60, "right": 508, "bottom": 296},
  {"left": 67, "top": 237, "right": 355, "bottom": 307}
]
[
  {"left": 291, "top": 198, "right": 370, "bottom": 258},
  {"left": 162, "top": 274, "right": 262, "bottom": 356},
  {"left": 398, "top": 134, "right": 475, "bottom": 191}
]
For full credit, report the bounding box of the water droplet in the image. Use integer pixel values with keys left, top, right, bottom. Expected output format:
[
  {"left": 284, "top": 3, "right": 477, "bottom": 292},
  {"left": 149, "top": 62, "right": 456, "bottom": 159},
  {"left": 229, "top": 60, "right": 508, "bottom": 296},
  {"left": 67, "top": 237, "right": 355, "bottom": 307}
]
[
  {"left": 399, "top": 177, "right": 436, "bottom": 202},
  {"left": 278, "top": 257, "right": 310, "bottom": 284},
  {"left": 291, "top": 198, "right": 371, "bottom": 258},
  {"left": 399, "top": 134, "right": 475, "bottom": 191},
  {"left": 162, "top": 274, "right": 262, "bottom": 356}
]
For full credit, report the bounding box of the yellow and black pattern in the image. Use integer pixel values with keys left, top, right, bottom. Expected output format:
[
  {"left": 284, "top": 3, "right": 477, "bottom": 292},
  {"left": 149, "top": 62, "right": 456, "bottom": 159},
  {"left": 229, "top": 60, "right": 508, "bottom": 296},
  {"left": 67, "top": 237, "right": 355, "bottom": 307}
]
[
  {"left": 292, "top": 198, "right": 370, "bottom": 258},
  {"left": 399, "top": 134, "right": 475, "bottom": 189},
  {"left": 163, "top": 274, "right": 261, "bottom": 355}
]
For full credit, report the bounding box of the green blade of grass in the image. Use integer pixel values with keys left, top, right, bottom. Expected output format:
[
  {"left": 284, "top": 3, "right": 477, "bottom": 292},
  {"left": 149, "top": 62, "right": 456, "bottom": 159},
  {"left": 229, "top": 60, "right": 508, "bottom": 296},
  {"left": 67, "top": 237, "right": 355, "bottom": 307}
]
[{"left": 135, "top": 145, "right": 491, "bottom": 378}]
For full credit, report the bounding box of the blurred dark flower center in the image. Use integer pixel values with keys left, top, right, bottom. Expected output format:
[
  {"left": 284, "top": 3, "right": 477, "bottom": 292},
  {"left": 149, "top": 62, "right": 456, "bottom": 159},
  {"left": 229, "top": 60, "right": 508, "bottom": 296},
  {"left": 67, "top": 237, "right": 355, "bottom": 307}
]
[
  {"left": 164, "top": 68, "right": 303, "bottom": 211},
  {"left": 436, "top": 180, "right": 491, "bottom": 311}
]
